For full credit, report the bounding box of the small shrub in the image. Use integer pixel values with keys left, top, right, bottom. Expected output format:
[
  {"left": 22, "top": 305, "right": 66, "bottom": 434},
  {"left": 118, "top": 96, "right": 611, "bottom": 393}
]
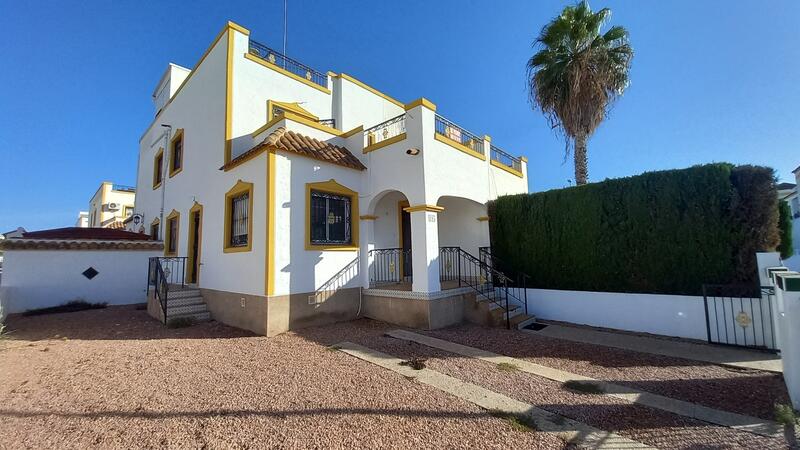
[
  {"left": 778, "top": 201, "right": 794, "bottom": 259},
  {"left": 775, "top": 403, "right": 799, "bottom": 426},
  {"left": 496, "top": 362, "right": 519, "bottom": 372},
  {"left": 23, "top": 300, "right": 107, "bottom": 317},
  {"left": 167, "top": 317, "right": 195, "bottom": 328},
  {"left": 399, "top": 357, "right": 427, "bottom": 370},
  {"left": 563, "top": 380, "right": 605, "bottom": 395}
]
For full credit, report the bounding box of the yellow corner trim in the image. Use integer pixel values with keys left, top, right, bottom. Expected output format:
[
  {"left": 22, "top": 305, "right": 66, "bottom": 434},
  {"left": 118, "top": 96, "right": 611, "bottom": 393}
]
[
  {"left": 224, "top": 25, "right": 235, "bottom": 164},
  {"left": 168, "top": 128, "right": 184, "bottom": 178},
  {"left": 164, "top": 209, "right": 180, "bottom": 256},
  {"left": 223, "top": 180, "right": 254, "bottom": 253},
  {"left": 342, "top": 125, "right": 364, "bottom": 138},
  {"left": 403, "top": 204, "right": 444, "bottom": 213},
  {"left": 267, "top": 99, "right": 319, "bottom": 122},
  {"left": 305, "top": 179, "right": 360, "bottom": 251},
  {"left": 520, "top": 156, "right": 528, "bottom": 163},
  {"left": 266, "top": 150, "right": 276, "bottom": 296},
  {"left": 227, "top": 21, "right": 250, "bottom": 36},
  {"left": 363, "top": 133, "right": 407, "bottom": 154},
  {"left": 359, "top": 215, "right": 378, "bottom": 220},
  {"left": 336, "top": 73, "right": 404, "bottom": 108},
  {"left": 244, "top": 53, "right": 331, "bottom": 94},
  {"left": 404, "top": 98, "right": 436, "bottom": 111},
  {"left": 483, "top": 135, "right": 491, "bottom": 142},
  {"left": 490, "top": 159, "right": 524, "bottom": 178},
  {"left": 477, "top": 216, "right": 490, "bottom": 222},
  {"left": 434, "top": 133, "right": 486, "bottom": 161}
]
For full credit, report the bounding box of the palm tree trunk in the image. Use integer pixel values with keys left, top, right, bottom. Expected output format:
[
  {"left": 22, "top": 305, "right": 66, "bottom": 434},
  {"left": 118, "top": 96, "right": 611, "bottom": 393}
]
[{"left": 574, "top": 134, "right": 589, "bottom": 185}]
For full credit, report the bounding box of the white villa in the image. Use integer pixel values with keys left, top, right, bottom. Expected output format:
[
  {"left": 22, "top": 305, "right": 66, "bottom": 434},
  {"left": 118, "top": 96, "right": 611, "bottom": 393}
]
[{"left": 135, "top": 22, "right": 530, "bottom": 336}]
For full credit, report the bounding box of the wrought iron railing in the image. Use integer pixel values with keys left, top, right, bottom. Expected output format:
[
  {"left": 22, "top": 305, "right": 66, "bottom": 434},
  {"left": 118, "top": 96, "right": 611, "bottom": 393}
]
[
  {"left": 147, "top": 256, "right": 187, "bottom": 324},
  {"left": 368, "top": 248, "right": 411, "bottom": 287},
  {"left": 112, "top": 184, "right": 136, "bottom": 192},
  {"left": 701, "top": 284, "right": 778, "bottom": 351},
  {"left": 310, "top": 257, "right": 359, "bottom": 305},
  {"left": 318, "top": 118, "right": 336, "bottom": 128},
  {"left": 248, "top": 40, "right": 328, "bottom": 89},
  {"left": 479, "top": 247, "right": 529, "bottom": 317},
  {"left": 490, "top": 145, "right": 522, "bottom": 172},
  {"left": 364, "top": 114, "right": 406, "bottom": 147},
  {"left": 434, "top": 114, "right": 484, "bottom": 156}
]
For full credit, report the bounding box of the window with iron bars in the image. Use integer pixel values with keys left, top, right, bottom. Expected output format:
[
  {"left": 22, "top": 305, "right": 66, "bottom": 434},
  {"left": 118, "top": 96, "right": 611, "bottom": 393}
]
[
  {"left": 230, "top": 193, "right": 249, "bottom": 247},
  {"left": 310, "top": 190, "right": 351, "bottom": 245}
]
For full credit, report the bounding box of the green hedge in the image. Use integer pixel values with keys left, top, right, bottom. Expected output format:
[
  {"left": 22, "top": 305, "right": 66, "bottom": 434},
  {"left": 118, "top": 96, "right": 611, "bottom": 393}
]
[
  {"left": 779, "top": 200, "right": 793, "bottom": 259},
  {"left": 488, "top": 164, "right": 779, "bottom": 295}
]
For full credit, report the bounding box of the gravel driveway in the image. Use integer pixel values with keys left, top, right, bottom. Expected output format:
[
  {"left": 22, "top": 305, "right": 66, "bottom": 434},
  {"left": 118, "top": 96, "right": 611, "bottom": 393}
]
[{"left": 0, "top": 306, "right": 568, "bottom": 449}]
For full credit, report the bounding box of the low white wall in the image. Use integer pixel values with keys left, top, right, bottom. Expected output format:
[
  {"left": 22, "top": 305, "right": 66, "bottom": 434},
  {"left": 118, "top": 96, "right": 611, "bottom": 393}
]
[
  {"left": 0, "top": 249, "right": 160, "bottom": 314},
  {"left": 526, "top": 288, "right": 708, "bottom": 340}
]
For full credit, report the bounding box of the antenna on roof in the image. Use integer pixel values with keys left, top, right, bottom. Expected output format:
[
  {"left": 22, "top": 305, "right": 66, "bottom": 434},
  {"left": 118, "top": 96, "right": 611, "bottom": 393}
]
[{"left": 282, "top": 0, "right": 288, "bottom": 60}]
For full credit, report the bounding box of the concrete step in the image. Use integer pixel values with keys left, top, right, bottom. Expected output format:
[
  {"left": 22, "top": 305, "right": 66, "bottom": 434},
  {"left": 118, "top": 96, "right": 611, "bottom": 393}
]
[
  {"left": 167, "top": 311, "right": 211, "bottom": 323},
  {"left": 167, "top": 288, "right": 202, "bottom": 299},
  {"left": 512, "top": 314, "right": 537, "bottom": 330},
  {"left": 167, "top": 303, "right": 208, "bottom": 316},
  {"left": 167, "top": 295, "right": 205, "bottom": 308}
]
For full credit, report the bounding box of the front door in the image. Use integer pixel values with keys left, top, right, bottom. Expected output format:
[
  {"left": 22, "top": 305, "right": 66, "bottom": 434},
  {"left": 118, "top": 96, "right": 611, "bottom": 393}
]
[
  {"left": 400, "top": 203, "right": 412, "bottom": 280},
  {"left": 189, "top": 210, "right": 201, "bottom": 283}
]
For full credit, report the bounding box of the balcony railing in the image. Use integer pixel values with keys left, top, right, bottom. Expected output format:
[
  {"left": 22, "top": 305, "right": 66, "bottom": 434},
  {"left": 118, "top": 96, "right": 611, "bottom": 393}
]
[
  {"left": 434, "top": 114, "right": 484, "bottom": 156},
  {"left": 248, "top": 40, "right": 328, "bottom": 89},
  {"left": 270, "top": 104, "right": 336, "bottom": 129},
  {"left": 490, "top": 145, "right": 522, "bottom": 172},
  {"left": 112, "top": 184, "right": 136, "bottom": 192},
  {"left": 364, "top": 114, "right": 406, "bottom": 147}
]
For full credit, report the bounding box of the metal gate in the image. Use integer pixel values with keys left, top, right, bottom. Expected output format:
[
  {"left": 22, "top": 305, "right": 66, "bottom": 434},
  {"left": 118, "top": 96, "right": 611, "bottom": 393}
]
[{"left": 702, "top": 284, "right": 777, "bottom": 352}]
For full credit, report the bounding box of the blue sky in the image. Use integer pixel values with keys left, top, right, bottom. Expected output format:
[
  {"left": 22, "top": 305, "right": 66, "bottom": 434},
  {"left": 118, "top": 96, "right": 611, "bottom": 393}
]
[{"left": 1, "top": 1, "right": 798, "bottom": 232}]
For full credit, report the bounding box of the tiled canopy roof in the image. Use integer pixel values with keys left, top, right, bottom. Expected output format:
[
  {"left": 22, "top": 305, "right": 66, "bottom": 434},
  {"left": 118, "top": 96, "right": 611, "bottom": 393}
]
[
  {"left": 223, "top": 127, "right": 366, "bottom": 171},
  {"left": 21, "top": 227, "right": 153, "bottom": 241},
  {"left": 0, "top": 227, "right": 162, "bottom": 251}
]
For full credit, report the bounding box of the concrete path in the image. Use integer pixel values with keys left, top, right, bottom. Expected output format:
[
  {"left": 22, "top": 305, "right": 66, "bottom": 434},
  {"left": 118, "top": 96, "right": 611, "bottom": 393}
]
[
  {"left": 528, "top": 323, "right": 782, "bottom": 373},
  {"left": 336, "top": 341, "right": 653, "bottom": 450},
  {"left": 387, "top": 329, "right": 784, "bottom": 439}
]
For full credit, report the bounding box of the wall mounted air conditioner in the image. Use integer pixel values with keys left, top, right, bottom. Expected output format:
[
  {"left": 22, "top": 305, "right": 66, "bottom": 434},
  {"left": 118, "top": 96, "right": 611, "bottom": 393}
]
[{"left": 108, "top": 202, "right": 120, "bottom": 211}]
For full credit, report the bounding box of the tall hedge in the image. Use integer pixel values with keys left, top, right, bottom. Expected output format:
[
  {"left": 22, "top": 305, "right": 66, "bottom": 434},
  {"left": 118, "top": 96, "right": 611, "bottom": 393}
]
[
  {"left": 778, "top": 200, "right": 793, "bottom": 259},
  {"left": 489, "top": 164, "right": 779, "bottom": 295}
]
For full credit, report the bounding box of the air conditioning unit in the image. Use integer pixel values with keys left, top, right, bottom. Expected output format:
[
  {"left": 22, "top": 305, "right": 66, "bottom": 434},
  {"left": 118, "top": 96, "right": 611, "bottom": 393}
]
[{"left": 108, "top": 202, "right": 120, "bottom": 211}]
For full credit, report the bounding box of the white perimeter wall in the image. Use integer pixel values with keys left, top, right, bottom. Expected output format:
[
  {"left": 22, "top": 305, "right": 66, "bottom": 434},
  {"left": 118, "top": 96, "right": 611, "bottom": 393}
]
[
  {"left": 0, "top": 249, "right": 161, "bottom": 314},
  {"left": 526, "top": 288, "right": 708, "bottom": 340}
]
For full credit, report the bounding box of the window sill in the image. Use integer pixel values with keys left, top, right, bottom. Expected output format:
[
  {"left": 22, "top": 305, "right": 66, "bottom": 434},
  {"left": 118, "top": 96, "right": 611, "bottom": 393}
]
[
  {"left": 153, "top": 181, "right": 162, "bottom": 190},
  {"left": 224, "top": 244, "right": 252, "bottom": 253},
  {"left": 163, "top": 251, "right": 177, "bottom": 257},
  {"left": 169, "top": 166, "right": 183, "bottom": 178},
  {"left": 305, "top": 244, "right": 359, "bottom": 252}
]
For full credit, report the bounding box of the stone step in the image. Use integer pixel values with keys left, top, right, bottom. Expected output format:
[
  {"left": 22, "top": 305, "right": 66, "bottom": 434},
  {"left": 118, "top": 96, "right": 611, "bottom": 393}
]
[
  {"left": 167, "top": 288, "right": 202, "bottom": 299},
  {"left": 167, "top": 311, "right": 211, "bottom": 323},
  {"left": 167, "top": 303, "right": 209, "bottom": 316},
  {"left": 167, "top": 295, "right": 205, "bottom": 308}
]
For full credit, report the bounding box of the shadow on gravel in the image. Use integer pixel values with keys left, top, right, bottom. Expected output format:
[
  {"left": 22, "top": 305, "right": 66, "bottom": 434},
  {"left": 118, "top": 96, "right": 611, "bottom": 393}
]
[{"left": 2, "top": 305, "right": 254, "bottom": 341}]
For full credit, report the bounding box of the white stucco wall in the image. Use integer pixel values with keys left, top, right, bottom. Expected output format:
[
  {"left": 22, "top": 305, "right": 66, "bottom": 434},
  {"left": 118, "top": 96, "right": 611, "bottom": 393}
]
[
  {"left": 526, "top": 288, "right": 708, "bottom": 341},
  {"left": 333, "top": 75, "right": 405, "bottom": 132},
  {"left": 437, "top": 196, "right": 489, "bottom": 256},
  {"left": 0, "top": 249, "right": 161, "bottom": 314}
]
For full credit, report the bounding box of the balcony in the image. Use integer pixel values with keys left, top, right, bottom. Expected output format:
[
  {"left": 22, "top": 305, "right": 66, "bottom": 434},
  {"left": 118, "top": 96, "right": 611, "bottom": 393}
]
[
  {"left": 112, "top": 184, "right": 136, "bottom": 192},
  {"left": 247, "top": 40, "right": 328, "bottom": 89},
  {"left": 434, "top": 114, "right": 485, "bottom": 158},
  {"left": 364, "top": 114, "right": 406, "bottom": 151},
  {"left": 490, "top": 145, "right": 522, "bottom": 173}
]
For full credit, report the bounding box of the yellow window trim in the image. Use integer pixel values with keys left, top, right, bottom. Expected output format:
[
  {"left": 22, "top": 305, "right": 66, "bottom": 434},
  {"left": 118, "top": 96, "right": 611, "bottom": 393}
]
[
  {"left": 305, "top": 179, "right": 359, "bottom": 251},
  {"left": 331, "top": 72, "right": 404, "bottom": 108},
  {"left": 359, "top": 215, "right": 378, "bottom": 220},
  {"left": 150, "top": 217, "right": 160, "bottom": 239},
  {"left": 490, "top": 159, "right": 524, "bottom": 178},
  {"left": 404, "top": 97, "right": 437, "bottom": 112},
  {"left": 152, "top": 148, "right": 164, "bottom": 189},
  {"left": 186, "top": 202, "right": 203, "bottom": 284},
  {"left": 434, "top": 133, "right": 486, "bottom": 161},
  {"left": 244, "top": 52, "right": 331, "bottom": 94},
  {"left": 169, "top": 128, "right": 184, "bottom": 177},
  {"left": 363, "top": 133, "right": 407, "bottom": 154},
  {"left": 267, "top": 100, "right": 318, "bottom": 122},
  {"left": 224, "top": 179, "right": 254, "bottom": 253},
  {"left": 403, "top": 204, "right": 445, "bottom": 213},
  {"left": 164, "top": 209, "right": 180, "bottom": 256}
]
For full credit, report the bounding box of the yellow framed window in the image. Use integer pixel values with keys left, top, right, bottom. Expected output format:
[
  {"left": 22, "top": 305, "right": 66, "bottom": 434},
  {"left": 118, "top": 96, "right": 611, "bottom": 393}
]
[
  {"left": 224, "top": 180, "right": 254, "bottom": 253},
  {"left": 169, "top": 129, "right": 184, "bottom": 177}
]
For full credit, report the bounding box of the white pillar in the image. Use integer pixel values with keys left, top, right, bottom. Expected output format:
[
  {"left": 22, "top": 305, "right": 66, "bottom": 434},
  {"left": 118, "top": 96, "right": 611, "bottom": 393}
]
[
  {"left": 409, "top": 208, "right": 441, "bottom": 293},
  {"left": 775, "top": 272, "right": 800, "bottom": 409},
  {"left": 360, "top": 218, "right": 375, "bottom": 288}
]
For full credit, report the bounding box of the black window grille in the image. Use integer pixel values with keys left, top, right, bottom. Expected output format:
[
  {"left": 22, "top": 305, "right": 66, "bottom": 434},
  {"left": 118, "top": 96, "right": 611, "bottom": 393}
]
[
  {"left": 172, "top": 136, "right": 183, "bottom": 171},
  {"left": 230, "top": 193, "right": 249, "bottom": 247},
  {"left": 167, "top": 218, "right": 177, "bottom": 253},
  {"left": 310, "top": 190, "right": 351, "bottom": 245}
]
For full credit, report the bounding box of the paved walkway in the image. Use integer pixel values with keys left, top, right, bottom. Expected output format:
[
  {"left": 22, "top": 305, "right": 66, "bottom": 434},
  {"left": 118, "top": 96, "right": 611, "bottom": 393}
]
[
  {"left": 528, "top": 323, "right": 783, "bottom": 373},
  {"left": 387, "top": 329, "right": 783, "bottom": 439},
  {"left": 336, "top": 341, "right": 654, "bottom": 450}
]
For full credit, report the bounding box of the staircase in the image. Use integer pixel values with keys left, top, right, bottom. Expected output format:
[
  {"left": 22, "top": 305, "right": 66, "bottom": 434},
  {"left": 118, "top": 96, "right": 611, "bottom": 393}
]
[
  {"left": 439, "top": 247, "right": 536, "bottom": 330},
  {"left": 165, "top": 287, "right": 211, "bottom": 323}
]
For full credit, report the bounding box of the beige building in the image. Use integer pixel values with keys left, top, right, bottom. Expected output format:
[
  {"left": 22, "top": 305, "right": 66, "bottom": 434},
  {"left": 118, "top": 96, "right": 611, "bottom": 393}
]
[{"left": 88, "top": 182, "right": 136, "bottom": 228}]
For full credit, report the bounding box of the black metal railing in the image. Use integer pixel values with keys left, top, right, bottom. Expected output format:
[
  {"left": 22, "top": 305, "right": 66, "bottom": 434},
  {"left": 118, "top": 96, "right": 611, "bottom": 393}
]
[
  {"left": 311, "top": 257, "right": 359, "bottom": 305},
  {"left": 318, "top": 118, "right": 336, "bottom": 128},
  {"left": 702, "top": 284, "right": 777, "bottom": 351},
  {"left": 364, "top": 114, "right": 406, "bottom": 147},
  {"left": 368, "top": 248, "right": 412, "bottom": 287},
  {"left": 147, "top": 256, "right": 187, "bottom": 324},
  {"left": 248, "top": 40, "right": 328, "bottom": 89},
  {"left": 479, "top": 247, "right": 529, "bottom": 317},
  {"left": 434, "top": 114, "right": 484, "bottom": 156},
  {"left": 490, "top": 145, "right": 522, "bottom": 172},
  {"left": 112, "top": 184, "right": 136, "bottom": 192}
]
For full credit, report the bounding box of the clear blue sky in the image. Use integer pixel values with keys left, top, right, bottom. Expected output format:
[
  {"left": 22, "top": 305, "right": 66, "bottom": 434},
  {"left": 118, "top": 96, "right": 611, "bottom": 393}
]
[{"left": 1, "top": 1, "right": 798, "bottom": 232}]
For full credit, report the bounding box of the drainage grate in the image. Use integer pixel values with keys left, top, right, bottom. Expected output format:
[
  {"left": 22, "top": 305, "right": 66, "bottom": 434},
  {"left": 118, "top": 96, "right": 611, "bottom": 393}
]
[
  {"left": 524, "top": 322, "right": 549, "bottom": 331},
  {"left": 82, "top": 267, "right": 99, "bottom": 280}
]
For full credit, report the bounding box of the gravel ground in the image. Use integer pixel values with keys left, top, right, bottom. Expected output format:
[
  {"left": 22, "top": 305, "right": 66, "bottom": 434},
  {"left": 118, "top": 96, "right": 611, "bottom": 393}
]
[
  {"left": 301, "top": 322, "right": 789, "bottom": 450},
  {"left": 0, "top": 307, "right": 570, "bottom": 449},
  {"left": 423, "top": 323, "right": 790, "bottom": 421}
]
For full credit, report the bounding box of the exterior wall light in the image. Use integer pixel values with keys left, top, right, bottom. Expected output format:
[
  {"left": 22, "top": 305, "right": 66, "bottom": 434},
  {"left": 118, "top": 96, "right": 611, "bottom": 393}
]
[{"left": 406, "top": 148, "right": 420, "bottom": 156}]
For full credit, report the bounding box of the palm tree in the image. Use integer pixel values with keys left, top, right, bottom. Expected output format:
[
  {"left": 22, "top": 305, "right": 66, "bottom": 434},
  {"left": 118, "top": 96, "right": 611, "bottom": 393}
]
[{"left": 527, "top": 1, "right": 633, "bottom": 185}]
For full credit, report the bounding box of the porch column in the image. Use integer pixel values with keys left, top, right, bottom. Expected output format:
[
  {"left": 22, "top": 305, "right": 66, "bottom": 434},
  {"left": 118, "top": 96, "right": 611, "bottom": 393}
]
[
  {"left": 359, "top": 216, "right": 376, "bottom": 288},
  {"left": 408, "top": 205, "right": 443, "bottom": 293}
]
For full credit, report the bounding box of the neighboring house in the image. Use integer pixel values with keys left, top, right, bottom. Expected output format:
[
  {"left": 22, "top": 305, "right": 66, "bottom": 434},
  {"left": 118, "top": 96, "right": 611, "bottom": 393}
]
[
  {"left": 781, "top": 167, "right": 800, "bottom": 270},
  {"left": 75, "top": 211, "right": 89, "bottom": 228},
  {"left": 134, "top": 22, "right": 529, "bottom": 336},
  {"left": 88, "top": 182, "right": 136, "bottom": 229}
]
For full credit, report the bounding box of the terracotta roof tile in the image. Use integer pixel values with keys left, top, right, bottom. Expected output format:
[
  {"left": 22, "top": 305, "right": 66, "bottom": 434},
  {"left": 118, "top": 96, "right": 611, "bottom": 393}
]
[
  {"left": 20, "top": 227, "right": 153, "bottom": 241},
  {"left": 223, "top": 127, "right": 366, "bottom": 171}
]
